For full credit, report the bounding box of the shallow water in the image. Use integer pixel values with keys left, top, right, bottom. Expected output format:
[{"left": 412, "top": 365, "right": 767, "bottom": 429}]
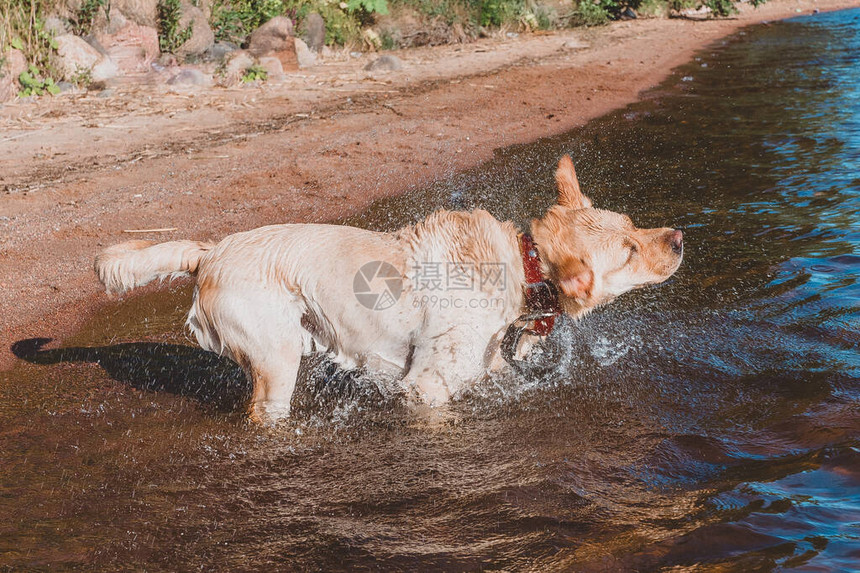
[{"left": 3, "top": 9, "right": 860, "bottom": 571}]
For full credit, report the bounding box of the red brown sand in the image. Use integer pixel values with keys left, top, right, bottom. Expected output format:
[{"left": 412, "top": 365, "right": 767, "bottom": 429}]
[{"left": 2, "top": 0, "right": 858, "bottom": 368}]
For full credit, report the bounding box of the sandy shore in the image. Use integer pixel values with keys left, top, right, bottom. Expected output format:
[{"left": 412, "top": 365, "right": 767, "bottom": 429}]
[{"left": 1, "top": 0, "right": 858, "bottom": 368}]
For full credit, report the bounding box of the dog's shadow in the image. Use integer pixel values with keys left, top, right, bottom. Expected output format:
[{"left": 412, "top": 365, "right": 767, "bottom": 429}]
[
  {"left": 11, "top": 337, "right": 251, "bottom": 411},
  {"left": 10, "top": 338, "right": 393, "bottom": 417}
]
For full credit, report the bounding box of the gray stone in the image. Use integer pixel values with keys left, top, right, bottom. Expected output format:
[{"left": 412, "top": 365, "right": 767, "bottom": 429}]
[
  {"left": 301, "top": 13, "right": 325, "bottom": 53},
  {"left": 44, "top": 16, "right": 70, "bottom": 36},
  {"left": 157, "top": 53, "right": 179, "bottom": 68},
  {"left": 54, "top": 34, "right": 119, "bottom": 82},
  {"left": 294, "top": 38, "right": 316, "bottom": 69},
  {"left": 83, "top": 34, "right": 110, "bottom": 57},
  {"left": 204, "top": 41, "right": 237, "bottom": 63},
  {"left": 177, "top": 3, "right": 215, "bottom": 59},
  {"left": 248, "top": 17, "right": 298, "bottom": 71},
  {"left": 111, "top": 0, "right": 159, "bottom": 27},
  {"left": 364, "top": 55, "right": 403, "bottom": 72},
  {"left": 258, "top": 56, "right": 284, "bottom": 81},
  {"left": 217, "top": 50, "right": 254, "bottom": 86},
  {"left": 0, "top": 49, "right": 27, "bottom": 103},
  {"left": 167, "top": 68, "right": 212, "bottom": 86}
]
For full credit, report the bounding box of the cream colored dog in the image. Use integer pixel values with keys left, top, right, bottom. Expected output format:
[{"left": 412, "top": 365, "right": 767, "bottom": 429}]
[{"left": 95, "top": 157, "right": 683, "bottom": 423}]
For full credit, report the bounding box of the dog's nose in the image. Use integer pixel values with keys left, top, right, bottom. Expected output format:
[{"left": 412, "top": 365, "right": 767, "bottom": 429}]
[{"left": 670, "top": 230, "right": 684, "bottom": 254}]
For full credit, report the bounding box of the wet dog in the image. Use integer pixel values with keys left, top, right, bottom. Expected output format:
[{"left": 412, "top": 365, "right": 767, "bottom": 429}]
[{"left": 95, "top": 156, "right": 683, "bottom": 424}]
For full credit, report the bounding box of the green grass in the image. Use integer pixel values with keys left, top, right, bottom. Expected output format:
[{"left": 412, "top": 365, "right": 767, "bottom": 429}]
[{"left": 2, "top": 0, "right": 62, "bottom": 81}]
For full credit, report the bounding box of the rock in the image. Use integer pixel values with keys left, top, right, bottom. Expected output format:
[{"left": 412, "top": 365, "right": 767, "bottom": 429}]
[
  {"left": 248, "top": 16, "right": 298, "bottom": 72},
  {"left": 621, "top": 7, "right": 637, "bottom": 19},
  {"left": 294, "top": 38, "right": 316, "bottom": 69},
  {"left": 204, "top": 41, "right": 237, "bottom": 63},
  {"left": 83, "top": 34, "right": 110, "bottom": 56},
  {"left": 562, "top": 39, "right": 589, "bottom": 50},
  {"left": 177, "top": 3, "right": 215, "bottom": 59},
  {"left": 195, "top": 0, "right": 214, "bottom": 21},
  {"left": 1, "top": 49, "right": 27, "bottom": 102},
  {"left": 44, "top": 16, "right": 70, "bottom": 36},
  {"left": 301, "top": 12, "right": 325, "bottom": 53},
  {"left": 258, "top": 56, "right": 284, "bottom": 81},
  {"left": 54, "top": 34, "right": 119, "bottom": 82},
  {"left": 167, "top": 68, "right": 212, "bottom": 86},
  {"left": 93, "top": 10, "right": 159, "bottom": 73},
  {"left": 111, "top": 0, "right": 159, "bottom": 27},
  {"left": 157, "top": 52, "right": 179, "bottom": 68},
  {"left": 56, "top": 80, "right": 78, "bottom": 93},
  {"left": 0, "top": 76, "right": 15, "bottom": 104},
  {"left": 364, "top": 54, "right": 402, "bottom": 72},
  {"left": 217, "top": 50, "right": 254, "bottom": 86}
]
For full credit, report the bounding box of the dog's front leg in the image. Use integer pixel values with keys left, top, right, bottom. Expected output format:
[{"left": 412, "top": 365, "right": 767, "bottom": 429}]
[{"left": 401, "top": 325, "right": 488, "bottom": 408}]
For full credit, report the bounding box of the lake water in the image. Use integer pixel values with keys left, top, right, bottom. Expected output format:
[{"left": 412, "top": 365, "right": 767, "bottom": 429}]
[{"left": 3, "top": 8, "right": 859, "bottom": 571}]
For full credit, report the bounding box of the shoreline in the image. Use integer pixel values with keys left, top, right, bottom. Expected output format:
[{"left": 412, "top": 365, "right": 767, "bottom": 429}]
[{"left": 2, "top": 0, "right": 859, "bottom": 369}]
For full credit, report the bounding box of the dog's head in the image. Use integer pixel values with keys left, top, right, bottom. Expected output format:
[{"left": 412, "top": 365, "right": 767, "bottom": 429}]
[{"left": 531, "top": 155, "right": 683, "bottom": 316}]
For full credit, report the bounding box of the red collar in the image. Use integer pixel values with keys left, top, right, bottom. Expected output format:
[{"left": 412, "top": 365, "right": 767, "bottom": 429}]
[{"left": 518, "top": 233, "right": 561, "bottom": 336}]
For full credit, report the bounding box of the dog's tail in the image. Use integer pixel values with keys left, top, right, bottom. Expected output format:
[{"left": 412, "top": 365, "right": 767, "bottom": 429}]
[{"left": 95, "top": 240, "right": 214, "bottom": 294}]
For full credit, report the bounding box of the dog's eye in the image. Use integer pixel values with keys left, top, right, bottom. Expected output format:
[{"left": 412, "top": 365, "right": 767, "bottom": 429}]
[{"left": 624, "top": 241, "right": 638, "bottom": 265}]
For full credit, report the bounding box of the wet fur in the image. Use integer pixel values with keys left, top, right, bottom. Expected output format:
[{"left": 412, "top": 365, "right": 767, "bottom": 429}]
[{"left": 94, "top": 157, "right": 683, "bottom": 424}]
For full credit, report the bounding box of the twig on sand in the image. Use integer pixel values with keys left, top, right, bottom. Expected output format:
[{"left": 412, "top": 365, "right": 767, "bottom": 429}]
[{"left": 122, "top": 227, "right": 178, "bottom": 233}]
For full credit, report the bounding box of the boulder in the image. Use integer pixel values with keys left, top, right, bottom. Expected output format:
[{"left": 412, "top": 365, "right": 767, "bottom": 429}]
[
  {"left": 177, "top": 2, "right": 215, "bottom": 59},
  {"left": 364, "top": 54, "right": 402, "bottom": 72},
  {"left": 0, "top": 49, "right": 27, "bottom": 103},
  {"left": 44, "top": 15, "right": 70, "bottom": 36},
  {"left": 93, "top": 10, "right": 159, "bottom": 73},
  {"left": 258, "top": 56, "right": 284, "bottom": 81},
  {"left": 301, "top": 12, "right": 325, "bottom": 52},
  {"left": 248, "top": 16, "right": 298, "bottom": 72},
  {"left": 111, "top": 0, "right": 159, "bottom": 27},
  {"left": 216, "top": 50, "right": 254, "bottom": 86},
  {"left": 54, "top": 34, "right": 119, "bottom": 82},
  {"left": 294, "top": 38, "right": 316, "bottom": 69},
  {"left": 204, "top": 41, "right": 237, "bottom": 63},
  {"left": 167, "top": 68, "right": 212, "bottom": 86}
]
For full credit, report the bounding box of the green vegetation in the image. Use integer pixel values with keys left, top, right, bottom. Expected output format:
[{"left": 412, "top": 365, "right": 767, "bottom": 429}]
[
  {"left": 703, "top": 0, "right": 736, "bottom": 16},
  {"left": 157, "top": 0, "right": 193, "bottom": 53},
  {"left": 1, "top": 0, "right": 60, "bottom": 84},
  {"left": 211, "top": 0, "right": 389, "bottom": 47},
  {"left": 18, "top": 63, "right": 61, "bottom": 96},
  {"left": 211, "top": 0, "right": 289, "bottom": 46},
  {"left": 241, "top": 63, "right": 268, "bottom": 82},
  {"left": 70, "top": 65, "right": 93, "bottom": 88},
  {"left": 72, "top": 0, "right": 109, "bottom": 35},
  {"left": 570, "top": 0, "right": 611, "bottom": 26},
  {"left": 206, "top": 0, "right": 768, "bottom": 51},
  {"left": 1, "top": 0, "right": 771, "bottom": 99}
]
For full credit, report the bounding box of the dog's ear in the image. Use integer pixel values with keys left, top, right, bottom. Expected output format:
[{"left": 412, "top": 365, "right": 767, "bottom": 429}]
[
  {"left": 558, "top": 259, "right": 594, "bottom": 301},
  {"left": 555, "top": 155, "right": 592, "bottom": 210}
]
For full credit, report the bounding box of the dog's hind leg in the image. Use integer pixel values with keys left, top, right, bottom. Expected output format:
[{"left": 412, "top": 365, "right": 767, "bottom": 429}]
[
  {"left": 246, "top": 338, "right": 303, "bottom": 425},
  {"left": 190, "top": 285, "right": 308, "bottom": 425}
]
